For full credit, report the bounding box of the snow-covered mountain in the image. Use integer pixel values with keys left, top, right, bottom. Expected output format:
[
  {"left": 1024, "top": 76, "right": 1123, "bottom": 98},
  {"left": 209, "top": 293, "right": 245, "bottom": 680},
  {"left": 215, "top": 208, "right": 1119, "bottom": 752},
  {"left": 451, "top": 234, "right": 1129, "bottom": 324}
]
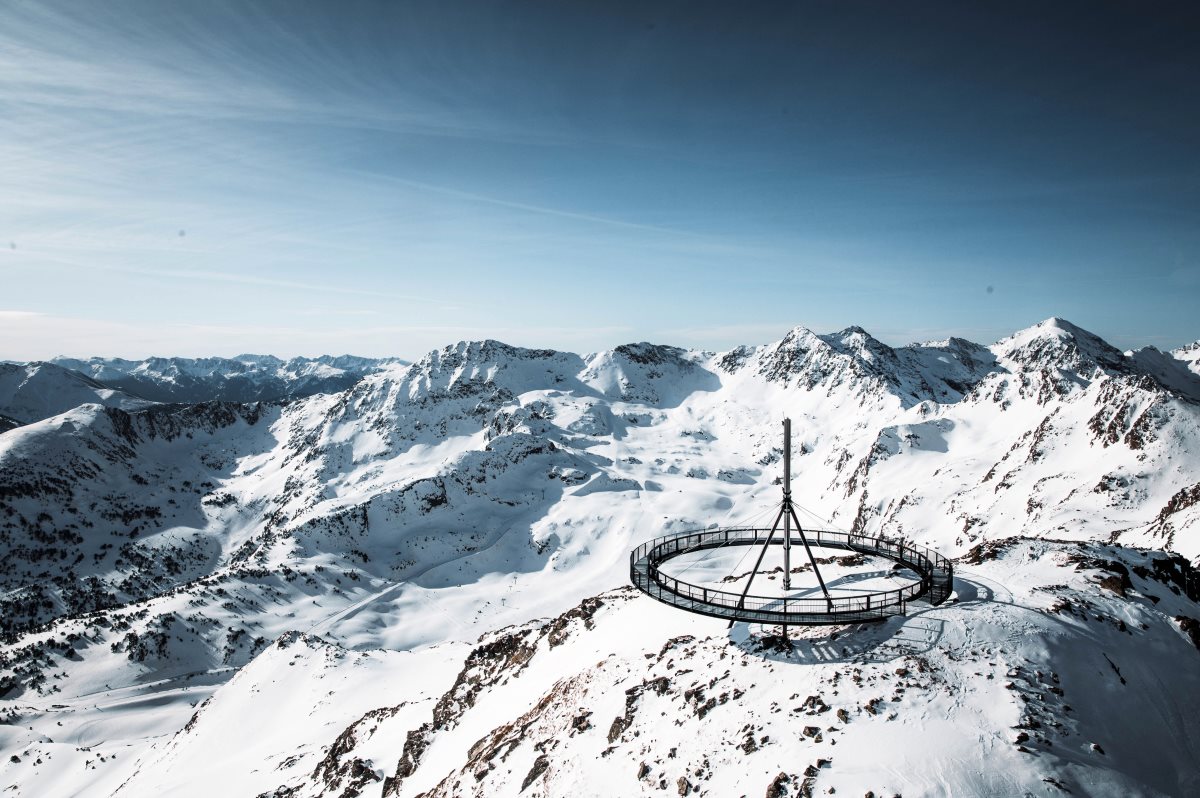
[
  {"left": 0, "top": 362, "right": 152, "bottom": 428},
  {"left": 1, "top": 318, "right": 1198, "bottom": 797},
  {"left": 48, "top": 354, "right": 405, "bottom": 405},
  {"left": 1174, "top": 340, "right": 1200, "bottom": 376},
  {"left": 0, "top": 355, "right": 404, "bottom": 432}
]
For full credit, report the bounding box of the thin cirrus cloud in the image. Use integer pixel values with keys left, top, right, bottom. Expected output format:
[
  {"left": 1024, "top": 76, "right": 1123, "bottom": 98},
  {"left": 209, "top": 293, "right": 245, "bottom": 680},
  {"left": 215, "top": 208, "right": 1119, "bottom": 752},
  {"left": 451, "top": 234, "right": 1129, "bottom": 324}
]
[
  {"left": 3, "top": 2, "right": 1199, "bottom": 359},
  {"left": 2, "top": 2, "right": 727, "bottom": 309},
  {"left": 9, "top": 248, "right": 442, "bottom": 305},
  {"left": 1, "top": 4, "right": 445, "bottom": 129}
]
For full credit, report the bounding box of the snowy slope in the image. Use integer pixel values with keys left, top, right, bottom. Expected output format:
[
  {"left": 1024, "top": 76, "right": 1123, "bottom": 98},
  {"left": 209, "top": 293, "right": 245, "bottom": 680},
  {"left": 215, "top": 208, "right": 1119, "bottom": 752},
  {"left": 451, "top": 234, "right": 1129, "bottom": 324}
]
[
  {"left": 0, "top": 362, "right": 152, "bottom": 428},
  {"left": 0, "top": 318, "right": 1198, "bottom": 797},
  {"left": 0, "top": 401, "right": 276, "bottom": 636},
  {"left": 27, "top": 540, "right": 1198, "bottom": 798}
]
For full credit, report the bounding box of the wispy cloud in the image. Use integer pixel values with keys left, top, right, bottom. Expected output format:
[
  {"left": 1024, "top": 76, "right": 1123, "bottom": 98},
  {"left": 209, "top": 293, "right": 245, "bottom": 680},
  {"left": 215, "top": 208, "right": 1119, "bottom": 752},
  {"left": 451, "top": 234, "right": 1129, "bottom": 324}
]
[
  {"left": 365, "top": 174, "right": 708, "bottom": 240},
  {"left": 4, "top": 2, "right": 1195, "bottom": 359},
  {"left": 7, "top": 248, "right": 443, "bottom": 305},
  {"left": 0, "top": 3, "right": 564, "bottom": 145}
]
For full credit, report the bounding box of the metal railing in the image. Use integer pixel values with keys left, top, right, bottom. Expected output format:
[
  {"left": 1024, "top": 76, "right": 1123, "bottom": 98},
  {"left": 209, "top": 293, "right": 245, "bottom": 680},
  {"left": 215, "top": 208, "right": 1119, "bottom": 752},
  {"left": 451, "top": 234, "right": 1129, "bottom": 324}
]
[{"left": 629, "top": 526, "right": 953, "bottom": 625}]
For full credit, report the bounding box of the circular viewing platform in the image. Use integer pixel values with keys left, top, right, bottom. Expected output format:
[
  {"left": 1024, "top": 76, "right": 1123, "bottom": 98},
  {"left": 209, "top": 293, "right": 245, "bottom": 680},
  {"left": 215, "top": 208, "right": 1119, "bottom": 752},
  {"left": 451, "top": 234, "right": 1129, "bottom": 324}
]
[{"left": 630, "top": 526, "right": 954, "bottom": 626}]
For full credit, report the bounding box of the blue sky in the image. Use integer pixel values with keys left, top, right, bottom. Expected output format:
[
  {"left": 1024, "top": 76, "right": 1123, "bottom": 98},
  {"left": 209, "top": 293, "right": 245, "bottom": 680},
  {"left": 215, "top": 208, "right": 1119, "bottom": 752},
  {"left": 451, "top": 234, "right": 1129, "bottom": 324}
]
[{"left": 2, "top": 1, "right": 1198, "bottom": 359}]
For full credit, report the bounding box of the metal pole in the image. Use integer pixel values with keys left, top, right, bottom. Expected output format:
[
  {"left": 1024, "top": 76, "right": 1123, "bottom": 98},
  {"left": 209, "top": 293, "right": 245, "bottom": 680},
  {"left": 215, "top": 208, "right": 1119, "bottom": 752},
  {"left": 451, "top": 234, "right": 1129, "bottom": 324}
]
[
  {"left": 783, "top": 418, "right": 792, "bottom": 592},
  {"left": 727, "top": 503, "right": 785, "bottom": 628}
]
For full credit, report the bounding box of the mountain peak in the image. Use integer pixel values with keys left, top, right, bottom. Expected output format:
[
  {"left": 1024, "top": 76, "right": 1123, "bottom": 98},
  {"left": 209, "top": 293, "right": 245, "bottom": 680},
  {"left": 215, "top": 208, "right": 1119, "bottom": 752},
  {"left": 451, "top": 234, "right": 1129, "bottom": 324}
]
[
  {"left": 824, "top": 325, "right": 895, "bottom": 359},
  {"left": 0, "top": 361, "right": 151, "bottom": 426},
  {"left": 1009, "top": 316, "right": 1098, "bottom": 343},
  {"left": 1173, "top": 340, "right": 1200, "bottom": 358},
  {"left": 1041, "top": 315, "right": 1081, "bottom": 331},
  {"left": 422, "top": 339, "right": 562, "bottom": 371},
  {"left": 775, "top": 324, "right": 821, "bottom": 345},
  {"left": 994, "top": 317, "right": 1128, "bottom": 376}
]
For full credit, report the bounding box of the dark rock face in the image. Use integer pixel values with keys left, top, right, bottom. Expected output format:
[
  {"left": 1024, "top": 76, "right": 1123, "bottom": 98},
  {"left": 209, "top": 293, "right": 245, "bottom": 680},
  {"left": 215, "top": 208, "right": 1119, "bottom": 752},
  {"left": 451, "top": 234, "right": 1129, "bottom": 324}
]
[
  {"left": 1176, "top": 616, "right": 1200, "bottom": 650},
  {"left": 382, "top": 592, "right": 630, "bottom": 796},
  {"left": 614, "top": 342, "right": 690, "bottom": 367}
]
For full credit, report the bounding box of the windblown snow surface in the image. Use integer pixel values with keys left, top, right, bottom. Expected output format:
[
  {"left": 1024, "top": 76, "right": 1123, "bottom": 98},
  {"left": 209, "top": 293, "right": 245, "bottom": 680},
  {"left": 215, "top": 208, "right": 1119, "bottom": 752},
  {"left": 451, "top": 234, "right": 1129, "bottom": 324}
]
[{"left": 2, "top": 318, "right": 1199, "bottom": 797}]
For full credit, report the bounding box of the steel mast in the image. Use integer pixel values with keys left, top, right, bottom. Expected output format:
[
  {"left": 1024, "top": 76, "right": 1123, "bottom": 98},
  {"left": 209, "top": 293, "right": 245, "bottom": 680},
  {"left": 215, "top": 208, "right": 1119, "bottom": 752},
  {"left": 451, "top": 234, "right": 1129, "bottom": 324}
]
[
  {"left": 730, "top": 418, "right": 832, "bottom": 625},
  {"left": 783, "top": 417, "right": 792, "bottom": 591}
]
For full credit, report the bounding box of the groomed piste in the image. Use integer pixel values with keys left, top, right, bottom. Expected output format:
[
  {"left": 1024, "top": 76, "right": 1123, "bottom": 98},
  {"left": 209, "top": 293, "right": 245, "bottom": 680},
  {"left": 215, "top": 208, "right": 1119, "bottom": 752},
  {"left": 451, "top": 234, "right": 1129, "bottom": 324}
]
[{"left": 630, "top": 419, "right": 954, "bottom": 627}]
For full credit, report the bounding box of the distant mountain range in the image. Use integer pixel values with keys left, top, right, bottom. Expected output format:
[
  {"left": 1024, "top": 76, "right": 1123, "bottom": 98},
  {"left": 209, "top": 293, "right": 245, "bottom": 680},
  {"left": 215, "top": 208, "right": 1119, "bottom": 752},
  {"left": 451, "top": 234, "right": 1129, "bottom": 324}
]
[
  {"left": 0, "top": 355, "right": 407, "bottom": 429},
  {"left": 5, "top": 325, "right": 1195, "bottom": 432},
  {"left": 1, "top": 318, "right": 1198, "bottom": 797},
  {"left": 0, "top": 361, "right": 153, "bottom": 428}
]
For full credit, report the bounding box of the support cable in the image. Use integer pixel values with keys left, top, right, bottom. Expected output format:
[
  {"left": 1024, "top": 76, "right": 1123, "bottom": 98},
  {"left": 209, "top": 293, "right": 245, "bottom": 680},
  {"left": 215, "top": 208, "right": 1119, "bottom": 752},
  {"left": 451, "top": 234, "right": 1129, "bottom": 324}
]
[
  {"left": 632, "top": 416, "right": 955, "bottom": 628},
  {"left": 670, "top": 487, "right": 784, "bottom": 579},
  {"left": 727, "top": 503, "right": 785, "bottom": 627}
]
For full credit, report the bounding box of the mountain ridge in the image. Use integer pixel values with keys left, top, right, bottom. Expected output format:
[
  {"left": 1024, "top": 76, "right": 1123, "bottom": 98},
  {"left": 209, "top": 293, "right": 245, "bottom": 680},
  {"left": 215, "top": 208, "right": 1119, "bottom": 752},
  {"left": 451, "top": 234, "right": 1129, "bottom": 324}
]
[{"left": 1, "top": 316, "right": 1198, "bottom": 797}]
